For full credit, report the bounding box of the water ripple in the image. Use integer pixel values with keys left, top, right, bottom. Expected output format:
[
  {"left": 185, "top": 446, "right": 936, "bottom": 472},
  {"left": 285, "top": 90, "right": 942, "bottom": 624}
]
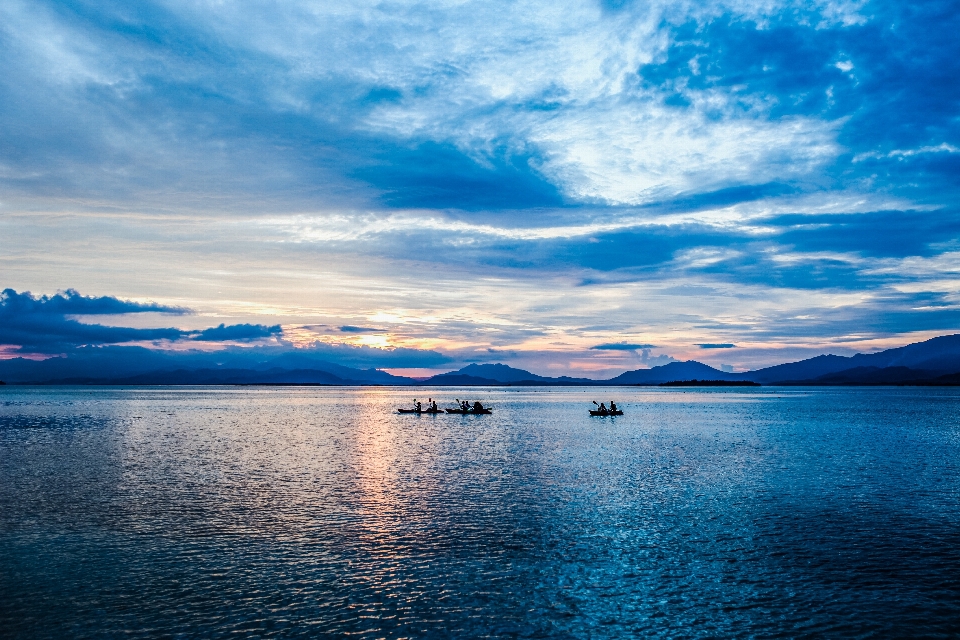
[{"left": 1, "top": 386, "right": 959, "bottom": 637}]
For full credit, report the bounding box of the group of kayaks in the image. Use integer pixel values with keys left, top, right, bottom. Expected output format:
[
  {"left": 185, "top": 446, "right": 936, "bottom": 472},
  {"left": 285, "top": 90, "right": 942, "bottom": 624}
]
[
  {"left": 398, "top": 398, "right": 623, "bottom": 416},
  {"left": 398, "top": 407, "right": 494, "bottom": 415},
  {"left": 398, "top": 399, "right": 493, "bottom": 415}
]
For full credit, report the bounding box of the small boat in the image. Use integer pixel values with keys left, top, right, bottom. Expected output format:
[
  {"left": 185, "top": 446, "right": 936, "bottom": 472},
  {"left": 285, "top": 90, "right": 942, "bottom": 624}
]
[
  {"left": 398, "top": 408, "right": 443, "bottom": 414},
  {"left": 589, "top": 409, "right": 623, "bottom": 416},
  {"left": 446, "top": 408, "right": 493, "bottom": 415}
]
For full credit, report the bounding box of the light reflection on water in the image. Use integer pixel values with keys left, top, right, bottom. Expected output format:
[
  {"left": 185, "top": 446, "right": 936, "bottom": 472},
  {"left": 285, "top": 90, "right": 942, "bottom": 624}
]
[{"left": 2, "top": 386, "right": 960, "bottom": 637}]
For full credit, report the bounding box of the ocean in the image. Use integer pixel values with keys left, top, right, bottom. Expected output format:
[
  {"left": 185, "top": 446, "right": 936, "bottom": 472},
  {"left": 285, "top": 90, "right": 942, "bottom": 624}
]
[{"left": 2, "top": 385, "right": 959, "bottom": 637}]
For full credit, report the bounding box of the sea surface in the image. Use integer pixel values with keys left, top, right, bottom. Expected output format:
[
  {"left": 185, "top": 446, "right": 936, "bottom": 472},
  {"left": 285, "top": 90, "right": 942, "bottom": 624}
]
[{"left": 2, "top": 385, "right": 960, "bottom": 638}]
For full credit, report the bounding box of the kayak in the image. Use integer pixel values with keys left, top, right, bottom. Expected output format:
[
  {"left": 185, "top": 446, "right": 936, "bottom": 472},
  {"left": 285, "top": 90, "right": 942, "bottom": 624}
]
[
  {"left": 589, "top": 409, "right": 624, "bottom": 416},
  {"left": 398, "top": 408, "right": 443, "bottom": 414},
  {"left": 446, "top": 408, "right": 493, "bottom": 414}
]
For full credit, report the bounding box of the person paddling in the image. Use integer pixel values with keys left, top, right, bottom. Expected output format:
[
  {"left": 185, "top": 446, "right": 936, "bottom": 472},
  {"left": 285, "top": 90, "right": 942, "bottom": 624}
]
[{"left": 610, "top": 401, "right": 618, "bottom": 412}]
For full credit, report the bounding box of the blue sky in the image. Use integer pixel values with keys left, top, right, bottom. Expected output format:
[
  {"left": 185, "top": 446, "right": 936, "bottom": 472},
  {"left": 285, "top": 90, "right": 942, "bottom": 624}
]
[{"left": 1, "top": 0, "right": 958, "bottom": 376}]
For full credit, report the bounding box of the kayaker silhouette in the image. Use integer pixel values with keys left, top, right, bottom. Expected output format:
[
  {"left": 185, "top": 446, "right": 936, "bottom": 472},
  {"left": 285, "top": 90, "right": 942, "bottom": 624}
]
[
  {"left": 598, "top": 402, "right": 607, "bottom": 412},
  {"left": 610, "top": 401, "right": 617, "bottom": 412},
  {"left": 473, "top": 401, "right": 484, "bottom": 412}
]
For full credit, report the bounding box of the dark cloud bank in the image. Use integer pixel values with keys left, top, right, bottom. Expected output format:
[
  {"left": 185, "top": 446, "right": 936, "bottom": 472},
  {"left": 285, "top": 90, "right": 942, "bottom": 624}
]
[{"left": 0, "top": 288, "right": 280, "bottom": 353}]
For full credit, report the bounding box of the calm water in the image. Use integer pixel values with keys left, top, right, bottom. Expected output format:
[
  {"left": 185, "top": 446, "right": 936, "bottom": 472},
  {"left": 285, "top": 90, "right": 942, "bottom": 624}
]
[{"left": 2, "top": 386, "right": 960, "bottom": 638}]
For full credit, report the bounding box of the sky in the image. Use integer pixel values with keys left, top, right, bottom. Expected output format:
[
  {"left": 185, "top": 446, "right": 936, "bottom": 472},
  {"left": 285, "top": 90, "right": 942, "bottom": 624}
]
[{"left": 1, "top": 0, "right": 959, "bottom": 377}]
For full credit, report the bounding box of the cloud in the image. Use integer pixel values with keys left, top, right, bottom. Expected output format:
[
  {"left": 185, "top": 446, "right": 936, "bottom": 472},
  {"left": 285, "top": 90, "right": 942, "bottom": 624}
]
[
  {"left": 339, "top": 325, "right": 387, "bottom": 333},
  {"left": 591, "top": 343, "right": 657, "bottom": 350},
  {"left": 0, "top": 0, "right": 919, "bottom": 213},
  {"left": 355, "top": 142, "right": 565, "bottom": 210},
  {"left": 696, "top": 343, "right": 737, "bottom": 348},
  {"left": 640, "top": 349, "right": 679, "bottom": 367},
  {"left": 0, "top": 288, "right": 280, "bottom": 354},
  {"left": 191, "top": 323, "right": 282, "bottom": 342},
  {"left": 853, "top": 143, "right": 960, "bottom": 163},
  {"left": 1, "top": 287, "right": 183, "bottom": 316},
  {"left": 2, "top": 0, "right": 957, "bottom": 221}
]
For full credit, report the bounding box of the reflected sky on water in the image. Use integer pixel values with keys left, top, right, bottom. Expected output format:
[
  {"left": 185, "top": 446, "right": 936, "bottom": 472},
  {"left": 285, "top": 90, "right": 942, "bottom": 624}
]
[{"left": 2, "top": 386, "right": 960, "bottom": 637}]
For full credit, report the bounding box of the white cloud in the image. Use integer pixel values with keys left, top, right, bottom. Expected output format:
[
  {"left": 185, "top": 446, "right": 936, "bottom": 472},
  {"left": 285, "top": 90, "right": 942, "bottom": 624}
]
[
  {"left": 640, "top": 349, "right": 679, "bottom": 367},
  {"left": 853, "top": 143, "right": 960, "bottom": 163},
  {"left": 525, "top": 107, "right": 839, "bottom": 204},
  {"left": 347, "top": 0, "right": 846, "bottom": 204},
  {"left": 146, "top": 0, "right": 855, "bottom": 205}
]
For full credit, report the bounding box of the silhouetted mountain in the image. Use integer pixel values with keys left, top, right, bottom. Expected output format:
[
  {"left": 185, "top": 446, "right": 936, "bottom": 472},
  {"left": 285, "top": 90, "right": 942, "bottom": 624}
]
[
  {"left": 0, "top": 348, "right": 416, "bottom": 386},
  {"left": 741, "top": 334, "right": 960, "bottom": 384},
  {"left": 735, "top": 354, "right": 854, "bottom": 384},
  {"left": 112, "top": 368, "right": 352, "bottom": 385},
  {"left": 922, "top": 372, "right": 960, "bottom": 385},
  {"left": 241, "top": 352, "right": 410, "bottom": 384},
  {"left": 29, "top": 368, "right": 407, "bottom": 386},
  {"left": 421, "top": 374, "right": 504, "bottom": 386},
  {"left": 422, "top": 363, "right": 598, "bottom": 385},
  {"left": 845, "top": 334, "right": 960, "bottom": 371},
  {"left": 609, "top": 361, "right": 739, "bottom": 385},
  {"left": 457, "top": 363, "right": 549, "bottom": 382},
  {"left": 774, "top": 366, "right": 960, "bottom": 386},
  {"left": 0, "top": 347, "right": 185, "bottom": 383}
]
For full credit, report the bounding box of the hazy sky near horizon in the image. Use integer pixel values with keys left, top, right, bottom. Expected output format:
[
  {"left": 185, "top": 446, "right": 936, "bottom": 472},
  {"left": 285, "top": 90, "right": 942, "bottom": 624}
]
[{"left": 1, "top": 0, "right": 959, "bottom": 376}]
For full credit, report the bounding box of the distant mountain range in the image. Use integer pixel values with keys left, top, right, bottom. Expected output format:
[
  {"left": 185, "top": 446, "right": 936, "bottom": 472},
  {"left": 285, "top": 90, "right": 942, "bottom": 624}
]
[
  {"left": 1, "top": 334, "right": 959, "bottom": 386},
  {"left": 0, "top": 346, "right": 411, "bottom": 386}
]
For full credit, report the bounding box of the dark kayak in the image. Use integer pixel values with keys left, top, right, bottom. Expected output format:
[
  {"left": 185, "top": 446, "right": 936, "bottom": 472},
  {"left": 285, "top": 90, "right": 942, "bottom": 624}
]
[
  {"left": 398, "top": 408, "right": 443, "bottom": 414},
  {"left": 446, "top": 408, "right": 493, "bottom": 415},
  {"left": 590, "top": 409, "right": 624, "bottom": 416}
]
